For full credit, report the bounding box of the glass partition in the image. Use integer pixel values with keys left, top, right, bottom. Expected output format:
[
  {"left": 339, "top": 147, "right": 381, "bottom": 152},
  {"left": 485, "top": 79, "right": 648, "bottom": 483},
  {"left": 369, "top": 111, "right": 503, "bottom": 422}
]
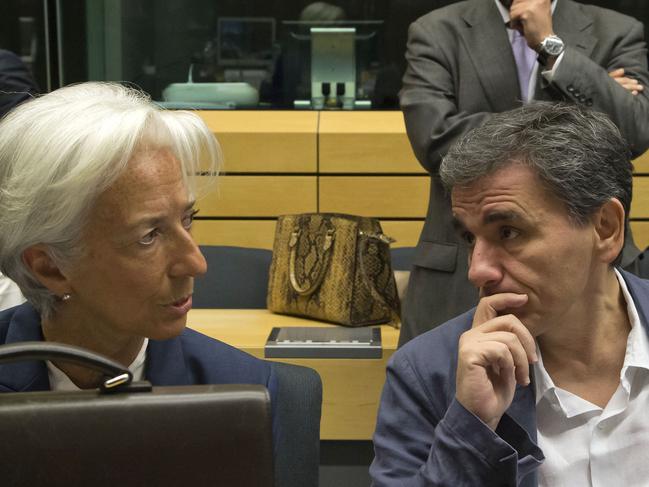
[{"left": 2, "top": 0, "right": 649, "bottom": 110}]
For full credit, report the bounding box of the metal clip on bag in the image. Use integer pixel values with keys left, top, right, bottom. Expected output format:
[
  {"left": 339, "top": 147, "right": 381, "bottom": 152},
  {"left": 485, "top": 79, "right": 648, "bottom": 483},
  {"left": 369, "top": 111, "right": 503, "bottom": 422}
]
[{"left": 267, "top": 213, "right": 401, "bottom": 327}]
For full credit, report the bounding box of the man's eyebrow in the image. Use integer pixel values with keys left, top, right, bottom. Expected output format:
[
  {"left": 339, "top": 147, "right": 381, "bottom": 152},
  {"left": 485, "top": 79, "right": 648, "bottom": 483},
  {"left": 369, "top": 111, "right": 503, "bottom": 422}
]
[{"left": 483, "top": 210, "right": 520, "bottom": 225}]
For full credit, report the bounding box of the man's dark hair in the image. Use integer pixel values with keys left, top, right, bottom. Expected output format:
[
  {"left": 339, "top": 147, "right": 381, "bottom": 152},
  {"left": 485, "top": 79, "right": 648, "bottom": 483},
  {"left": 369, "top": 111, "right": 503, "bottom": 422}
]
[{"left": 440, "top": 102, "right": 633, "bottom": 229}]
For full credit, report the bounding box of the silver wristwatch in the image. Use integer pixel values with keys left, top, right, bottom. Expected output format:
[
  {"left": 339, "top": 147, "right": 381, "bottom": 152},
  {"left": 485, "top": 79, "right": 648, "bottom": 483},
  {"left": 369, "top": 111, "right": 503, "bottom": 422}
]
[{"left": 536, "top": 35, "right": 565, "bottom": 65}]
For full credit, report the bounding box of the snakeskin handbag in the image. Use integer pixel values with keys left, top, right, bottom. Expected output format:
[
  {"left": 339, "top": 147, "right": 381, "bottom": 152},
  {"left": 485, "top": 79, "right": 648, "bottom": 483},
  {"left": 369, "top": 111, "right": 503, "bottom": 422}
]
[{"left": 267, "top": 213, "right": 400, "bottom": 327}]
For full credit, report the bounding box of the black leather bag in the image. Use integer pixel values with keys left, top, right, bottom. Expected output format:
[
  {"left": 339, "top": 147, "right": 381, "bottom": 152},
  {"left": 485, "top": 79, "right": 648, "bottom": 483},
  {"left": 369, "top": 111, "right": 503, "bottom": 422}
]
[{"left": 0, "top": 342, "right": 274, "bottom": 487}]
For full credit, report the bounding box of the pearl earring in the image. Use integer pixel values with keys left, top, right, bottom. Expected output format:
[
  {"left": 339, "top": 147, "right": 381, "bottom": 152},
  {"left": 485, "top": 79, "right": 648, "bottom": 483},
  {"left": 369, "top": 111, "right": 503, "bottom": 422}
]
[{"left": 61, "top": 293, "right": 71, "bottom": 301}]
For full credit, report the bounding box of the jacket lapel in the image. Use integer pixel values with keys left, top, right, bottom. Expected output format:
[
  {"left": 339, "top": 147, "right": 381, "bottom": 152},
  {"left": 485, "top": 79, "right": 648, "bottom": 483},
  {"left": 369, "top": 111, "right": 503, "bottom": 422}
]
[
  {"left": 620, "top": 269, "right": 649, "bottom": 339},
  {"left": 145, "top": 335, "right": 193, "bottom": 386},
  {"left": 459, "top": 0, "right": 522, "bottom": 111},
  {"left": 553, "top": 0, "right": 596, "bottom": 59},
  {"left": 0, "top": 304, "right": 198, "bottom": 390},
  {"left": 0, "top": 304, "right": 50, "bottom": 392}
]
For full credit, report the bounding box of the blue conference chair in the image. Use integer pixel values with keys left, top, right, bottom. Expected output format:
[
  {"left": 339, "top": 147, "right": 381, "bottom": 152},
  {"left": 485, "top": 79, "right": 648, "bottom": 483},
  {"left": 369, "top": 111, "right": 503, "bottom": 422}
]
[
  {"left": 192, "top": 246, "right": 323, "bottom": 486},
  {"left": 193, "top": 245, "right": 272, "bottom": 309}
]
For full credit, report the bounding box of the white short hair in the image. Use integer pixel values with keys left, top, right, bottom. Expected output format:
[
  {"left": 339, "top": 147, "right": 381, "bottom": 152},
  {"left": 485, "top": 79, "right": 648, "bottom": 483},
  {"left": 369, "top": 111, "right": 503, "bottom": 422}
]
[{"left": 0, "top": 82, "right": 221, "bottom": 318}]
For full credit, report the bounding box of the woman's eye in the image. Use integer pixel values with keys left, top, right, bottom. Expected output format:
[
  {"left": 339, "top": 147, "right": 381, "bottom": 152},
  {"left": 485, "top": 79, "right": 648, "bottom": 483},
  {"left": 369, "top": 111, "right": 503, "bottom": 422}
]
[
  {"left": 139, "top": 229, "right": 159, "bottom": 246},
  {"left": 500, "top": 227, "right": 520, "bottom": 240},
  {"left": 182, "top": 209, "right": 199, "bottom": 230}
]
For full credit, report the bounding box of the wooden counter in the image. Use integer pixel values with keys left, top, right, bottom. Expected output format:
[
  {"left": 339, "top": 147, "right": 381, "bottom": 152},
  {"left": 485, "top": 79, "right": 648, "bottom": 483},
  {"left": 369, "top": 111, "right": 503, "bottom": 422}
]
[{"left": 187, "top": 309, "right": 399, "bottom": 441}]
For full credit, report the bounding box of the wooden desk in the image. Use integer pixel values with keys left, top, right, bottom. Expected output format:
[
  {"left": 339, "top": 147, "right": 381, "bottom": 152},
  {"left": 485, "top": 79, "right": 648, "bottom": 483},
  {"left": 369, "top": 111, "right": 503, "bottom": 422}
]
[{"left": 187, "top": 309, "right": 399, "bottom": 440}]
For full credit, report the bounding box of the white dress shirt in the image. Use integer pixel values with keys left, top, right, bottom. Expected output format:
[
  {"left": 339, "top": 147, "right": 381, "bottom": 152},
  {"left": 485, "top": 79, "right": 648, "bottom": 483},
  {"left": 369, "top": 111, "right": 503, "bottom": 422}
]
[
  {"left": 494, "top": 0, "right": 563, "bottom": 102},
  {"left": 534, "top": 270, "right": 649, "bottom": 486},
  {"left": 47, "top": 338, "right": 148, "bottom": 391}
]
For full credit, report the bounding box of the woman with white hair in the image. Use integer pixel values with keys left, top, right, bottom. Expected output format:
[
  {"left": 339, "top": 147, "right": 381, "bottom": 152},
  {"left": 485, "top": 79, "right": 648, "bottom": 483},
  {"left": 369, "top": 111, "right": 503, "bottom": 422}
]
[{"left": 0, "top": 82, "right": 278, "bottom": 433}]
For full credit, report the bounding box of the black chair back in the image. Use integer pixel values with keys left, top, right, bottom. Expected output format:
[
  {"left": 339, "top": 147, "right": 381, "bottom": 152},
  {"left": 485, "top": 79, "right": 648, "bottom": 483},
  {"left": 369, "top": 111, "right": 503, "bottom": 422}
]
[
  {"left": 194, "top": 245, "right": 272, "bottom": 308},
  {"left": 273, "top": 361, "right": 322, "bottom": 487}
]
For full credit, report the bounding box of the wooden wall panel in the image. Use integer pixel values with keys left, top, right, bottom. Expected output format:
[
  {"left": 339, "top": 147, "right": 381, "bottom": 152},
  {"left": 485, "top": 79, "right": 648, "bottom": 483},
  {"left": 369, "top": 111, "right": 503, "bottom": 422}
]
[
  {"left": 197, "top": 175, "right": 317, "bottom": 217},
  {"left": 191, "top": 112, "right": 429, "bottom": 249},
  {"left": 197, "top": 111, "right": 318, "bottom": 173},
  {"left": 319, "top": 112, "right": 423, "bottom": 173},
  {"left": 193, "top": 220, "right": 278, "bottom": 249},
  {"left": 380, "top": 220, "right": 424, "bottom": 248},
  {"left": 633, "top": 151, "right": 649, "bottom": 173},
  {"left": 320, "top": 176, "right": 428, "bottom": 217},
  {"left": 631, "top": 221, "right": 649, "bottom": 251},
  {"left": 193, "top": 219, "right": 424, "bottom": 249},
  {"left": 631, "top": 177, "right": 649, "bottom": 218}
]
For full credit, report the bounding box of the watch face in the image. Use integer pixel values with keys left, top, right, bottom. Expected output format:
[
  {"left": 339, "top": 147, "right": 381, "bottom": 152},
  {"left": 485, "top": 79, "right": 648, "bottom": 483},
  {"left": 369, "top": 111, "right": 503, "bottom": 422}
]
[{"left": 544, "top": 37, "right": 564, "bottom": 56}]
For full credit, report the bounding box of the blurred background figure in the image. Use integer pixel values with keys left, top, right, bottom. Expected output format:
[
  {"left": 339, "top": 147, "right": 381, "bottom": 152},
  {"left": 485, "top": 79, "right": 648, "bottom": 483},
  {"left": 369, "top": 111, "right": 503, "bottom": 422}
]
[
  {"left": 299, "top": 2, "right": 346, "bottom": 21},
  {"left": 0, "top": 48, "right": 39, "bottom": 116},
  {"left": 0, "top": 48, "right": 39, "bottom": 311}
]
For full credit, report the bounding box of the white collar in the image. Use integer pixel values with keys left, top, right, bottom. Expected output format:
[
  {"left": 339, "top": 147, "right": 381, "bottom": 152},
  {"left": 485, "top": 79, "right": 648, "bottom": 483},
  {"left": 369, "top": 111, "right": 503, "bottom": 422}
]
[
  {"left": 47, "top": 338, "right": 149, "bottom": 391},
  {"left": 533, "top": 269, "right": 649, "bottom": 407}
]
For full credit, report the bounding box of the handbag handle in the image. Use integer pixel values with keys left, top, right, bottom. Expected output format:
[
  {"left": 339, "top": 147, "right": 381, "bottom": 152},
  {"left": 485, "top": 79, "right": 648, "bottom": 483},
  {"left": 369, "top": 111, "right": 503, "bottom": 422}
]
[
  {"left": 288, "top": 227, "right": 335, "bottom": 295},
  {"left": 357, "top": 231, "right": 401, "bottom": 328},
  {"left": 0, "top": 341, "right": 135, "bottom": 392}
]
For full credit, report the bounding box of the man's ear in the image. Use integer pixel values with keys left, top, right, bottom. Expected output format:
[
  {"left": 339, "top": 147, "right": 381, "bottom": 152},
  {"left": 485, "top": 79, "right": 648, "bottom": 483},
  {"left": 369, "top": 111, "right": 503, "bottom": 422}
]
[
  {"left": 22, "top": 245, "right": 70, "bottom": 296},
  {"left": 593, "top": 198, "right": 625, "bottom": 264}
]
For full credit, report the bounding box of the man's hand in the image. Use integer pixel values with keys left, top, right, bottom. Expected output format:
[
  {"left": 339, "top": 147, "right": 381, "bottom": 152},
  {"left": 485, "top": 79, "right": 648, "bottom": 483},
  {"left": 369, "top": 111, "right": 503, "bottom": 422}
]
[
  {"left": 510, "top": 0, "right": 553, "bottom": 49},
  {"left": 455, "top": 293, "right": 537, "bottom": 430},
  {"left": 609, "top": 68, "right": 644, "bottom": 95}
]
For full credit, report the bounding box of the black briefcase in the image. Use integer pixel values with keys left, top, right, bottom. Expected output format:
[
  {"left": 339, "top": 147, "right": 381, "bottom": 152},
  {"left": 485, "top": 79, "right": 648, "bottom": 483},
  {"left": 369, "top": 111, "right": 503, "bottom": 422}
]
[{"left": 0, "top": 342, "right": 274, "bottom": 487}]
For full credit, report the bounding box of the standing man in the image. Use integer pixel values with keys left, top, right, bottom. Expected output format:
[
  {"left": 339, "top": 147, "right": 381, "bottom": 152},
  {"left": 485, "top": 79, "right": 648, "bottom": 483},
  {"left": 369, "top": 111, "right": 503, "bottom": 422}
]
[
  {"left": 371, "top": 102, "right": 649, "bottom": 486},
  {"left": 399, "top": 0, "right": 649, "bottom": 346}
]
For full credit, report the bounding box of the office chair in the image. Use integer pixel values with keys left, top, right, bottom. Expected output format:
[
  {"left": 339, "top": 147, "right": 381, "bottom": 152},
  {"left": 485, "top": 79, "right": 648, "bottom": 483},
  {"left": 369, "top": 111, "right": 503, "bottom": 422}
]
[
  {"left": 193, "top": 246, "right": 323, "bottom": 485},
  {"left": 273, "top": 361, "right": 323, "bottom": 487},
  {"left": 194, "top": 245, "right": 272, "bottom": 308}
]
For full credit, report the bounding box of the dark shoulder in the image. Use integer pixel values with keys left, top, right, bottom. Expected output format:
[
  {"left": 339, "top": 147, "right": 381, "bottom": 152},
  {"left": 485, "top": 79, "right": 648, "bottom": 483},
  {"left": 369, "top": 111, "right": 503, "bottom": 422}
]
[
  {"left": 577, "top": 1, "right": 642, "bottom": 27},
  {"left": 0, "top": 49, "right": 23, "bottom": 67},
  {"left": 410, "top": 0, "right": 491, "bottom": 42},
  {"left": 621, "top": 269, "right": 649, "bottom": 310},
  {"left": 179, "top": 327, "right": 272, "bottom": 385},
  {"left": 0, "top": 306, "right": 17, "bottom": 344},
  {"left": 0, "top": 303, "right": 38, "bottom": 344},
  {"left": 415, "top": 0, "right": 472, "bottom": 25}
]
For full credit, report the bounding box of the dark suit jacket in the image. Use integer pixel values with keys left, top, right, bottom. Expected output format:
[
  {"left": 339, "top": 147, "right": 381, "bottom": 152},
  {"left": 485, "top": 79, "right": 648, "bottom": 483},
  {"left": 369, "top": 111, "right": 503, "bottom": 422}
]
[
  {"left": 0, "top": 302, "right": 279, "bottom": 445},
  {"left": 399, "top": 0, "right": 649, "bottom": 345},
  {"left": 0, "top": 49, "right": 39, "bottom": 117},
  {"left": 371, "top": 269, "right": 649, "bottom": 486}
]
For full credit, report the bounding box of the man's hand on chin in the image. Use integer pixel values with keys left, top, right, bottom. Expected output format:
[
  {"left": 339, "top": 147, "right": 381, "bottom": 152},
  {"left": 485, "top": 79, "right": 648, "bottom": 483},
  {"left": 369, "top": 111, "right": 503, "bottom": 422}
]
[{"left": 455, "top": 292, "right": 537, "bottom": 430}]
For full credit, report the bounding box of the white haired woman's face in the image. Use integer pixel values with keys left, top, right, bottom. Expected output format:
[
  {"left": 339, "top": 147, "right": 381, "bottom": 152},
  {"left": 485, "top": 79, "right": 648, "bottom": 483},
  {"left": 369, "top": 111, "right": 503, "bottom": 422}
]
[{"left": 60, "top": 148, "right": 207, "bottom": 340}]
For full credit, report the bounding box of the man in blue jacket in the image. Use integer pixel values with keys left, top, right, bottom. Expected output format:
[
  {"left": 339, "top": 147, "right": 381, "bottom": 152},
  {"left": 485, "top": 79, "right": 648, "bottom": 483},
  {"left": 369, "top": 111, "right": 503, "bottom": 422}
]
[{"left": 371, "top": 102, "right": 649, "bottom": 486}]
